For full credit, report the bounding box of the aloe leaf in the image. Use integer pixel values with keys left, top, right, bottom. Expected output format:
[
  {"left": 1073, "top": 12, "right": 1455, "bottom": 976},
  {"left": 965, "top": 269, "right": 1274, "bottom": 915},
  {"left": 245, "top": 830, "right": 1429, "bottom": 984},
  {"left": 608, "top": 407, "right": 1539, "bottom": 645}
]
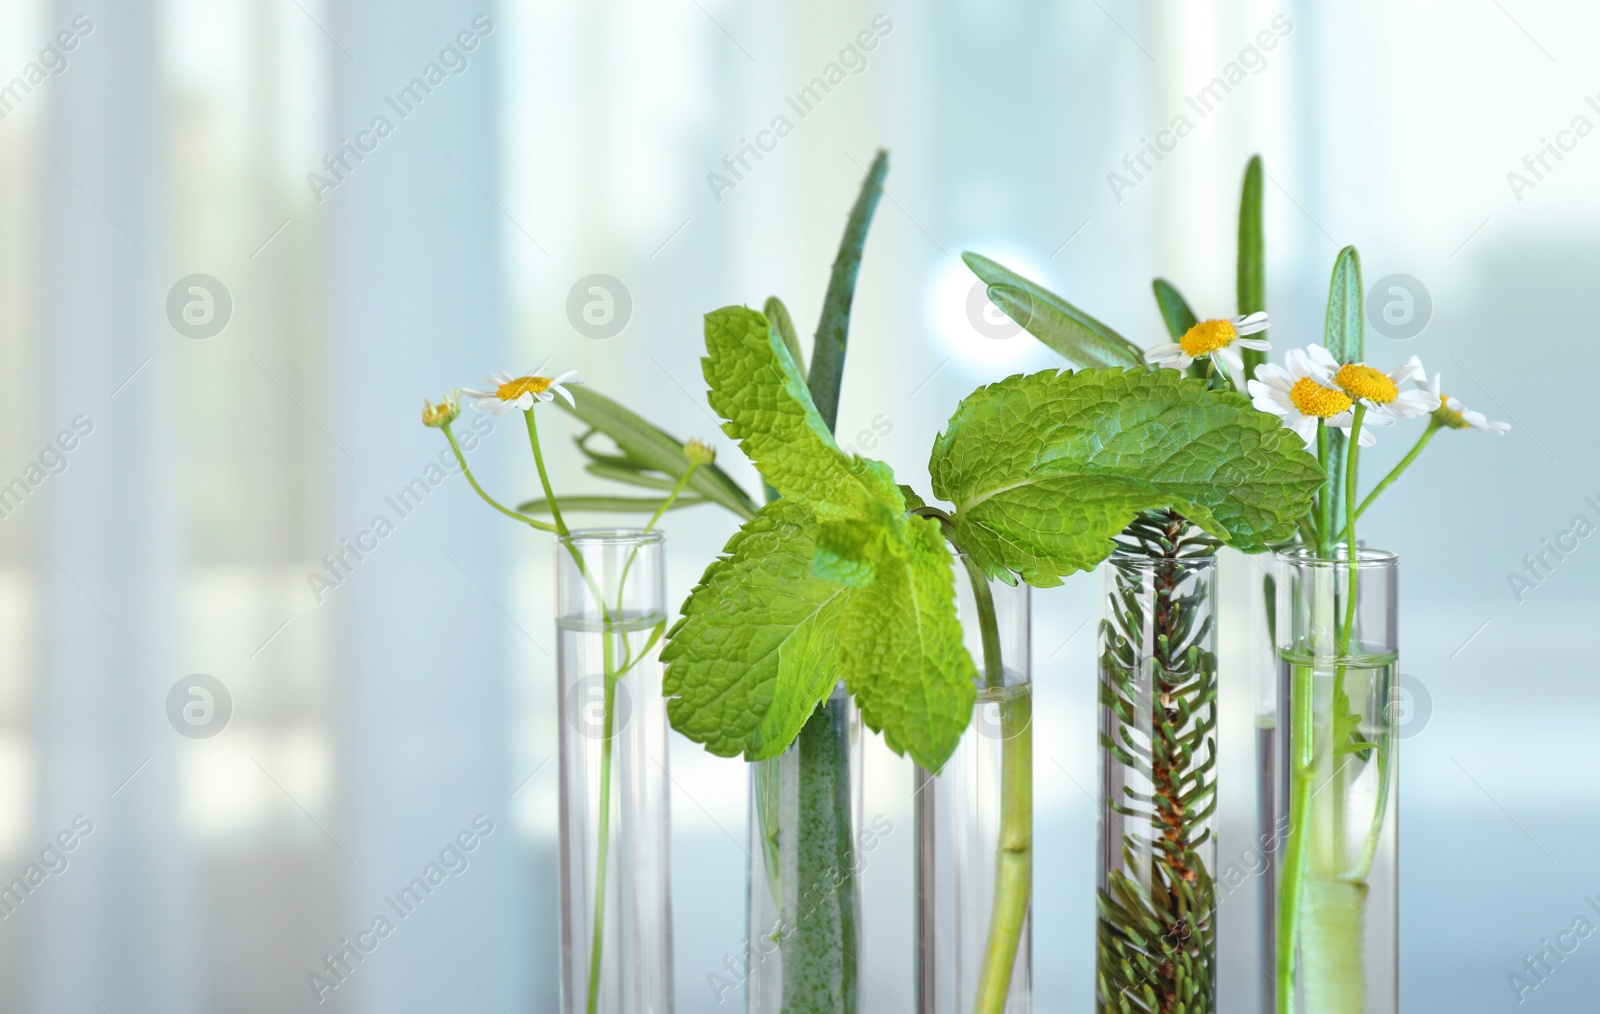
[
  {"left": 1322, "top": 247, "right": 1363, "bottom": 526},
  {"left": 1237, "top": 155, "right": 1268, "bottom": 378},
  {"left": 807, "top": 148, "right": 889, "bottom": 431},
  {"left": 963, "top": 252, "right": 1145, "bottom": 368},
  {"left": 1323, "top": 246, "right": 1363, "bottom": 365}
]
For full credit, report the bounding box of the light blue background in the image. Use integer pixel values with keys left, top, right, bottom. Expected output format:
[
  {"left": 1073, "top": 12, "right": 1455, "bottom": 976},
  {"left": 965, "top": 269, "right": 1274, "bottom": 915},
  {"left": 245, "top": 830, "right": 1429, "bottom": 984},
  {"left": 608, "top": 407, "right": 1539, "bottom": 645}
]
[{"left": 0, "top": 1, "right": 1590, "bottom": 1011}]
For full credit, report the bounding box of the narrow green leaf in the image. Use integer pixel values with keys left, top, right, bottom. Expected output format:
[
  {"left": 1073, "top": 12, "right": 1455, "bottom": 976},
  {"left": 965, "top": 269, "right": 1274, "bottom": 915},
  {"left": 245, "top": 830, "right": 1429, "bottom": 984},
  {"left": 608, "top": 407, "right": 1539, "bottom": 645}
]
[
  {"left": 557, "top": 387, "right": 758, "bottom": 520},
  {"left": 1152, "top": 278, "right": 1198, "bottom": 341},
  {"left": 582, "top": 462, "right": 679, "bottom": 490},
  {"left": 964, "top": 252, "right": 1145, "bottom": 368},
  {"left": 662, "top": 499, "right": 851, "bottom": 760},
  {"left": 574, "top": 427, "right": 639, "bottom": 469},
  {"left": 1151, "top": 278, "right": 1209, "bottom": 382},
  {"left": 702, "top": 306, "right": 901, "bottom": 518},
  {"left": 808, "top": 148, "right": 889, "bottom": 432},
  {"left": 516, "top": 494, "right": 706, "bottom": 515},
  {"left": 1237, "top": 155, "right": 1268, "bottom": 378},
  {"left": 1323, "top": 246, "right": 1363, "bottom": 365},
  {"left": 764, "top": 295, "right": 806, "bottom": 380},
  {"left": 931, "top": 369, "right": 1323, "bottom": 586},
  {"left": 1322, "top": 246, "right": 1363, "bottom": 523}
]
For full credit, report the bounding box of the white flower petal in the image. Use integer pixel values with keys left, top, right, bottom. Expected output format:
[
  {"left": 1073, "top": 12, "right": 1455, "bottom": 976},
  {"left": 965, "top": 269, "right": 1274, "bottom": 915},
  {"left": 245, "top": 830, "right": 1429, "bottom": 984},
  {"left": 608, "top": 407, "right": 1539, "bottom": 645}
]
[
  {"left": 1285, "top": 348, "right": 1316, "bottom": 379},
  {"left": 1233, "top": 311, "right": 1269, "bottom": 335},
  {"left": 1235, "top": 337, "right": 1272, "bottom": 351},
  {"left": 1216, "top": 346, "right": 1245, "bottom": 376},
  {"left": 1289, "top": 416, "right": 1319, "bottom": 445},
  {"left": 1306, "top": 344, "right": 1340, "bottom": 371},
  {"left": 1253, "top": 362, "right": 1291, "bottom": 388},
  {"left": 1392, "top": 389, "right": 1441, "bottom": 415},
  {"left": 549, "top": 370, "right": 580, "bottom": 385},
  {"left": 551, "top": 383, "right": 577, "bottom": 408},
  {"left": 1338, "top": 420, "right": 1378, "bottom": 447},
  {"left": 1390, "top": 355, "right": 1425, "bottom": 385}
]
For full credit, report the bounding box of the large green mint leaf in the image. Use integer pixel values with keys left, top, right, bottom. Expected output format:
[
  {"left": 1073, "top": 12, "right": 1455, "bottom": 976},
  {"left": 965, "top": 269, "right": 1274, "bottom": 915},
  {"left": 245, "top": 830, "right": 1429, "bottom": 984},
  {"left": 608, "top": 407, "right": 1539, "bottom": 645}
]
[
  {"left": 836, "top": 513, "right": 976, "bottom": 772},
  {"left": 931, "top": 368, "right": 1322, "bottom": 585},
  {"left": 662, "top": 499, "right": 851, "bottom": 760},
  {"left": 702, "top": 306, "right": 900, "bottom": 518}
]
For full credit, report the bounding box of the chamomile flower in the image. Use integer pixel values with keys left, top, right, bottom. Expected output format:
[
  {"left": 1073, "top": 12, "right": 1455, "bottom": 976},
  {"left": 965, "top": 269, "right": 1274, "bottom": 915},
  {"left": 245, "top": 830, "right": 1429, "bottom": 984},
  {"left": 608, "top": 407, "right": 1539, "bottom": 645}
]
[
  {"left": 1420, "top": 372, "right": 1511, "bottom": 434},
  {"left": 462, "top": 369, "right": 583, "bottom": 414},
  {"left": 1308, "top": 347, "right": 1438, "bottom": 422},
  {"left": 1247, "top": 347, "right": 1381, "bottom": 447},
  {"left": 1145, "top": 312, "right": 1270, "bottom": 375}
]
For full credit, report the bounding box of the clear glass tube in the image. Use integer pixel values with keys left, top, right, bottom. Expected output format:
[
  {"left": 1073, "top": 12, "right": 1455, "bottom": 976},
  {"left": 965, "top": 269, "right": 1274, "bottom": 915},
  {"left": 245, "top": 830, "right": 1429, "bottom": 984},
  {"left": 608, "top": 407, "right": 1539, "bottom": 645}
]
[
  {"left": 1095, "top": 554, "right": 1219, "bottom": 1013},
  {"left": 1263, "top": 547, "right": 1398, "bottom": 1014},
  {"left": 1250, "top": 548, "right": 1285, "bottom": 1014},
  {"left": 917, "top": 559, "right": 1031, "bottom": 1014},
  {"left": 745, "top": 682, "right": 863, "bottom": 1013},
  {"left": 557, "top": 529, "right": 673, "bottom": 1014}
]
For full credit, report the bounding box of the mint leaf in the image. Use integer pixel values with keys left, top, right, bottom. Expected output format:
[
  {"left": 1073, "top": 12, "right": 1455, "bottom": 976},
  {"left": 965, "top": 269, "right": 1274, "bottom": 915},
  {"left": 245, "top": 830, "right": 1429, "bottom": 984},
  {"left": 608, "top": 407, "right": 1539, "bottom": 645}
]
[
  {"left": 661, "top": 499, "right": 852, "bottom": 760},
  {"left": 835, "top": 513, "right": 976, "bottom": 772},
  {"left": 931, "top": 368, "right": 1322, "bottom": 586},
  {"left": 702, "top": 306, "right": 901, "bottom": 518}
]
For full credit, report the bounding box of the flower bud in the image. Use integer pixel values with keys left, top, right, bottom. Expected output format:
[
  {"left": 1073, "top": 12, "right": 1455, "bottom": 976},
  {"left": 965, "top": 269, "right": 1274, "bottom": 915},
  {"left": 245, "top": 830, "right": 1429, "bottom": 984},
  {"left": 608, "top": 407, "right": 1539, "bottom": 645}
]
[
  {"left": 683, "top": 438, "right": 716, "bottom": 466},
  {"left": 422, "top": 393, "right": 460, "bottom": 428}
]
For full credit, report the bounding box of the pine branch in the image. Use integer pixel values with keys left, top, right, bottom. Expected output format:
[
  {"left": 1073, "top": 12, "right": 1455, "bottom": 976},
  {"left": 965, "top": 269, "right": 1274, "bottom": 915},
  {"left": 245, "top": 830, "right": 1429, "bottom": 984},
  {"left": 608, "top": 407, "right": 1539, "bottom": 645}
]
[{"left": 1096, "top": 509, "right": 1219, "bottom": 1014}]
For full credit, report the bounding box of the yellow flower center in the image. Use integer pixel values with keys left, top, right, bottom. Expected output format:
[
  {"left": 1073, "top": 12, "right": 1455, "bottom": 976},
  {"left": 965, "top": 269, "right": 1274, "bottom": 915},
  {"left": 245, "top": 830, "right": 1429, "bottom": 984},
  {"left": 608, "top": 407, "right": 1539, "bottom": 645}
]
[
  {"left": 1288, "top": 377, "right": 1353, "bottom": 418},
  {"left": 421, "top": 396, "right": 459, "bottom": 428},
  {"left": 683, "top": 438, "right": 716, "bottom": 466},
  {"left": 1333, "top": 363, "right": 1397, "bottom": 404},
  {"left": 497, "top": 375, "right": 553, "bottom": 400},
  {"left": 1178, "top": 319, "right": 1238, "bottom": 356},
  {"left": 1434, "top": 393, "right": 1468, "bottom": 429}
]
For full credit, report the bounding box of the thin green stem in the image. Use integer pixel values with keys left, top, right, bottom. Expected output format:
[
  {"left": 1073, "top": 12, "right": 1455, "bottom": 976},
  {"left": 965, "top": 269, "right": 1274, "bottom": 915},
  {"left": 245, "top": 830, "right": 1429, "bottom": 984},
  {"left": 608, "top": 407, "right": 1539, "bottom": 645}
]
[
  {"left": 1316, "top": 423, "right": 1334, "bottom": 558},
  {"left": 960, "top": 554, "right": 1005, "bottom": 689},
  {"left": 1276, "top": 660, "right": 1315, "bottom": 1014},
  {"left": 642, "top": 465, "right": 699, "bottom": 535},
  {"left": 442, "top": 425, "right": 559, "bottom": 533},
  {"left": 1354, "top": 724, "right": 1394, "bottom": 882},
  {"left": 954, "top": 551, "right": 1030, "bottom": 1014},
  {"left": 610, "top": 465, "right": 697, "bottom": 670},
  {"left": 525, "top": 408, "right": 569, "bottom": 537},
  {"left": 1355, "top": 419, "right": 1440, "bottom": 521},
  {"left": 975, "top": 689, "right": 1031, "bottom": 1014},
  {"left": 1339, "top": 405, "right": 1365, "bottom": 655},
  {"left": 586, "top": 620, "right": 618, "bottom": 1014}
]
